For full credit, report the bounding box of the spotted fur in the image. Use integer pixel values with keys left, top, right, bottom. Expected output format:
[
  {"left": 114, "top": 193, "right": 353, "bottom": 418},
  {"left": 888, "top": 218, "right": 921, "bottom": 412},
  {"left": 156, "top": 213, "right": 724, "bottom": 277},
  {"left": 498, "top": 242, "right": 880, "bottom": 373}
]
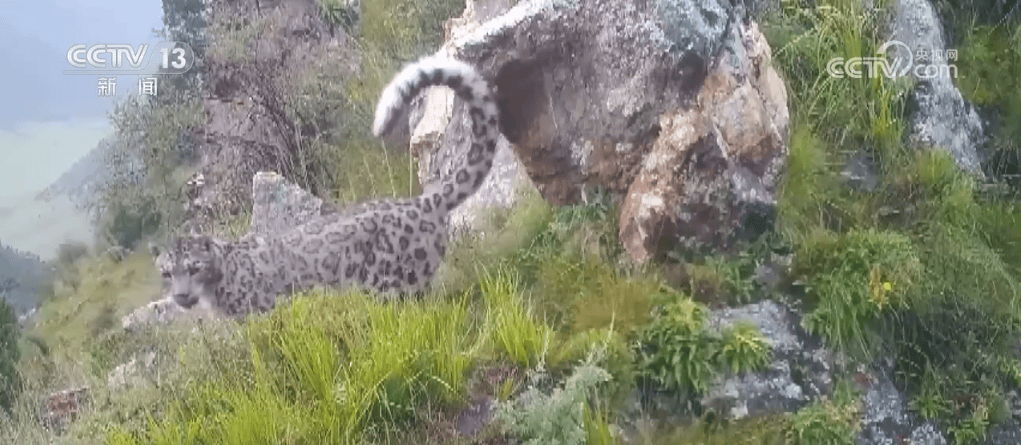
[{"left": 154, "top": 56, "right": 500, "bottom": 318}]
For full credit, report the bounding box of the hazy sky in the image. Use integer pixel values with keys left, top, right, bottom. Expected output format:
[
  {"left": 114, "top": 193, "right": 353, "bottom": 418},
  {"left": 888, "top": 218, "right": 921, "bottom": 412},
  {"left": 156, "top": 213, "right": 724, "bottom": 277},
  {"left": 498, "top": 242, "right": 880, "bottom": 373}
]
[{"left": 0, "top": 0, "right": 165, "bottom": 198}]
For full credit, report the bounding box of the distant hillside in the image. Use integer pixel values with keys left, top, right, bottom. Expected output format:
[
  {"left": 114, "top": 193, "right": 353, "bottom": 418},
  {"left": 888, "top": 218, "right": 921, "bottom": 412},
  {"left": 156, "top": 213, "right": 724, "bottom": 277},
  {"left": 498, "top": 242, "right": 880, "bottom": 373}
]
[
  {"left": 43, "top": 134, "right": 132, "bottom": 209},
  {"left": 0, "top": 240, "right": 51, "bottom": 313},
  {"left": 0, "top": 134, "right": 135, "bottom": 261}
]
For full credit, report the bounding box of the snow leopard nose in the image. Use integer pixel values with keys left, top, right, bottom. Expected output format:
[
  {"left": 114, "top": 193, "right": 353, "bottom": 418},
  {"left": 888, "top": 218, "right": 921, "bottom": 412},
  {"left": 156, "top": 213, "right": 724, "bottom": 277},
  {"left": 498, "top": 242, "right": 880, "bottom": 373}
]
[{"left": 173, "top": 292, "right": 198, "bottom": 309}]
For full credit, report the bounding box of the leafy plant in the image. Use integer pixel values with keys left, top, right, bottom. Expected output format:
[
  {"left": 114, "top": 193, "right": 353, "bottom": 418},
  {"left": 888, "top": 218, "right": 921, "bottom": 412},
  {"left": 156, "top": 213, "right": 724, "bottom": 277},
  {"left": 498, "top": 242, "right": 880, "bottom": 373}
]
[
  {"left": 910, "top": 371, "right": 952, "bottom": 420},
  {"left": 635, "top": 297, "right": 770, "bottom": 397},
  {"left": 635, "top": 298, "right": 718, "bottom": 395},
  {"left": 785, "top": 396, "right": 859, "bottom": 445},
  {"left": 719, "top": 322, "right": 771, "bottom": 374},
  {"left": 948, "top": 399, "right": 990, "bottom": 445}
]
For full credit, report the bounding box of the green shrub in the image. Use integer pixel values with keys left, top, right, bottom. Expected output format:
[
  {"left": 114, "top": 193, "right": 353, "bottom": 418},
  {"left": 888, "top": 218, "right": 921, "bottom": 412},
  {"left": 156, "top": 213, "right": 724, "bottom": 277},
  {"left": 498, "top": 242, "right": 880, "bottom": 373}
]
[
  {"left": 635, "top": 298, "right": 717, "bottom": 394},
  {"left": 785, "top": 399, "right": 859, "bottom": 445},
  {"left": 635, "top": 297, "right": 771, "bottom": 396},
  {"left": 800, "top": 228, "right": 922, "bottom": 357},
  {"left": 719, "top": 322, "right": 771, "bottom": 374},
  {"left": 495, "top": 363, "right": 612, "bottom": 445}
]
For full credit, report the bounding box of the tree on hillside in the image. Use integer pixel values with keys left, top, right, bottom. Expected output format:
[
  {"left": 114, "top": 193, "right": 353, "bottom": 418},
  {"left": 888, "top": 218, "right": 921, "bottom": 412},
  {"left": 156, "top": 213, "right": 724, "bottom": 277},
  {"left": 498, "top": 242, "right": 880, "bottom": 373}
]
[
  {"left": 95, "top": 0, "right": 209, "bottom": 247},
  {"left": 0, "top": 289, "right": 22, "bottom": 415}
]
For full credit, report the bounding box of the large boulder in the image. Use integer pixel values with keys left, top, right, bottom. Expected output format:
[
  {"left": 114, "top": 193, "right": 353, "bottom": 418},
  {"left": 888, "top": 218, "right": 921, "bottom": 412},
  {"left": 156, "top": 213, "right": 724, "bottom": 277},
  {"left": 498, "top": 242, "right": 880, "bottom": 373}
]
[
  {"left": 619, "top": 19, "right": 788, "bottom": 261},
  {"left": 406, "top": 0, "right": 788, "bottom": 262}
]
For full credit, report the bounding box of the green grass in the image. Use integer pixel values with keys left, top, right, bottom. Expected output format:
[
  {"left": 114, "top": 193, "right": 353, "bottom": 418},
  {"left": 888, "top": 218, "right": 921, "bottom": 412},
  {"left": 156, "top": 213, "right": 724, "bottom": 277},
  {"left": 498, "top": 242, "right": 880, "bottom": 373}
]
[
  {"left": 28, "top": 249, "right": 163, "bottom": 363},
  {"left": 480, "top": 268, "right": 554, "bottom": 369}
]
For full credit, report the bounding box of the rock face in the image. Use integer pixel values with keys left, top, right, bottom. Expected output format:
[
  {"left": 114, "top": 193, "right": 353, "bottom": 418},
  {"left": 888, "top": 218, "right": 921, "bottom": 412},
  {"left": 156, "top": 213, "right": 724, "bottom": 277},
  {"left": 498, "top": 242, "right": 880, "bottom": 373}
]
[
  {"left": 619, "top": 19, "right": 788, "bottom": 262},
  {"left": 121, "top": 296, "right": 208, "bottom": 331},
  {"left": 411, "top": 0, "right": 788, "bottom": 262},
  {"left": 39, "top": 386, "right": 89, "bottom": 432},
  {"left": 247, "top": 171, "right": 337, "bottom": 238},
  {"left": 855, "top": 360, "right": 948, "bottom": 445},
  {"left": 700, "top": 300, "right": 834, "bottom": 420},
  {"left": 195, "top": 0, "right": 357, "bottom": 222},
  {"left": 889, "top": 0, "right": 986, "bottom": 173}
]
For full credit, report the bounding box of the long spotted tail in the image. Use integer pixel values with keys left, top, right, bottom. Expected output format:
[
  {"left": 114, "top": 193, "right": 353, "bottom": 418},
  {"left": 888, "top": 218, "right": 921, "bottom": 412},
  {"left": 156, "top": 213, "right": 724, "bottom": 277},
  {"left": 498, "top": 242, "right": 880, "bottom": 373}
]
[{"left": 372, "top": 56, "right": 500, "bottom": 212}]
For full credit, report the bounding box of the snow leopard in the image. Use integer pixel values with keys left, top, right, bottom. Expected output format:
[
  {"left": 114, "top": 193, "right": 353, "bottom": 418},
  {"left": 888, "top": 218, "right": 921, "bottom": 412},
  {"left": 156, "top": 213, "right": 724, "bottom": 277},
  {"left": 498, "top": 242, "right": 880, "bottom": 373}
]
[{"left": 152, "top": 56, "right": 501, "bottom": 317}]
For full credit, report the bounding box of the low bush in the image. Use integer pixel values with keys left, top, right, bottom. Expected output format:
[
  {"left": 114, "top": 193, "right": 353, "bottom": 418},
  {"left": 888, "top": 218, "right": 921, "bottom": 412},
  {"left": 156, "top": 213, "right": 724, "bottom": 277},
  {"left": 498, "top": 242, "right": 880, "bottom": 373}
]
[{"left": 635, "top": 296, "right": 771, "bottom": 397}]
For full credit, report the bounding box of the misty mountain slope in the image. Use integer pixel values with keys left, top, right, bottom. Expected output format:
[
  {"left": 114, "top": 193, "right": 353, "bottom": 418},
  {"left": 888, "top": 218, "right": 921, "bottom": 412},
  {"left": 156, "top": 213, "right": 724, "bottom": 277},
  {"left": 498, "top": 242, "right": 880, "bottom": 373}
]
[
  {"left": 43, "top": 134, "right": 134, "bottom": 209},
  {"left": 0, "top": 240, "right": 50, "bottom": 313},
  {"left": 0, "top": 135, "right": 132, "bottom": 261}
]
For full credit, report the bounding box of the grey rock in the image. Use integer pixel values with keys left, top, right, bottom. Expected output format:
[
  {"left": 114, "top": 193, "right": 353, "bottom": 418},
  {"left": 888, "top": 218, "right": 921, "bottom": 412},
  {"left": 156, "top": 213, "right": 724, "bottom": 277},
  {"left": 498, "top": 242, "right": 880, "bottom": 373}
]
[
  {"left": 889, "top": 0, "right": 986, "bottom": 174},
  {"left": 856, "top": 361, "right": 948, "bottom": 445},
  {"left": 984, "top": 419, "right": 1021, "bottom": 445},
  {"left": 700, "top": 300, "right": 834, "bottom": 420},
  {"left": 247, "top": 171, "right": 337, "bottom": 239},
  {"left": 842, "top": 151, "right": 880, "bottom": 192}
]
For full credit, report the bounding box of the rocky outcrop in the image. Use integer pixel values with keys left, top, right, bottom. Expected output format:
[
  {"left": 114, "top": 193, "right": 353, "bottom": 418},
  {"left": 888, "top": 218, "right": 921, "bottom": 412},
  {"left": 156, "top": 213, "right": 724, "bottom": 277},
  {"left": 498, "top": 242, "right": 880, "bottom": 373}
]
[
  {"left": 619, "top": 18, "right": 787, "bottom": 262},
  {"left": 121, "top": 297, "right": 202, "bottom": 331},
  {"left": 39, "top": 386, "right": 89, "bottom": 432},
  {"left": 855, "top": 360, "right": 948, "bottom": 445},
  {"left": 407, "top": 0, "right": 788, "bottom": 262},
  {"left": 700, "top": 300, "right": 834, "bottom": 420},
  {"left": 194, "top": 0, "right": 357, "bottom": 223},
  {"left": 889, "top": 0, "right": 987, "bottom": 174},
  {"left": 247, "top": 171, "right": 337, "bottom": 238}
]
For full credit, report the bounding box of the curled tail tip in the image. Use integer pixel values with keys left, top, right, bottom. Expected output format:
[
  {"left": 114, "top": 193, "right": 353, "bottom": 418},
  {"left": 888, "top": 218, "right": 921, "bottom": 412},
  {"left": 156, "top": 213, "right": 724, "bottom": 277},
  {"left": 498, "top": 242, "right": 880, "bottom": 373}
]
[{"left": 372, "top": 56, "right": 484, "bottom": 138}]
